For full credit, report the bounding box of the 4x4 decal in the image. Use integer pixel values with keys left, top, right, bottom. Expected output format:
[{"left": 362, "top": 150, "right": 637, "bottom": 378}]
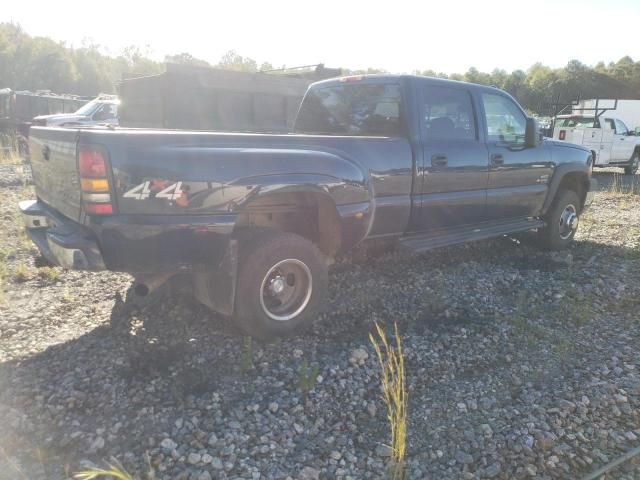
[{"left": 123, "top": 181, "right": 183, "bottom": 201}]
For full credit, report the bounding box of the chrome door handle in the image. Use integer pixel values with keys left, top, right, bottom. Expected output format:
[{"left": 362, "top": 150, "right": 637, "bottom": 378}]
[{"left": 431, "top": 154, "right": 448, "bottom": 167}]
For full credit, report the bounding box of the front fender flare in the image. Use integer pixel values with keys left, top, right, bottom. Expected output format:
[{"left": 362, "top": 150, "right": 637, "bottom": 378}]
[{"left": 540, "top": 163, "right": 591, "bottom": 215}]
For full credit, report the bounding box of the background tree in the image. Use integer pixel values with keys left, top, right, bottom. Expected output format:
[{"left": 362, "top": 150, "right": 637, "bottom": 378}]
[
  {"left": 216, "top": 50, "right": 258, "bottom": 72},
  {"left": 1, "top": 22, "right": 639, "bottom": 113},
  {"left": 164, "top": 52, "right": 211, "bottom": 67}
]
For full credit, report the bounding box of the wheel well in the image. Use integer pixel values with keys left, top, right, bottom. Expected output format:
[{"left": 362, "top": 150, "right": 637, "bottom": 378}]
[
  {"left": 557, "top": 172, "right": 589, "bottom": 209},
  {"left": 234, "top": 192, "right": 341, "bottom": 258}
]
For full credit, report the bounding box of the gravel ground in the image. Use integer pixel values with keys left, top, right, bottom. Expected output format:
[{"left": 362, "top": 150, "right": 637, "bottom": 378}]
[{"left": 1, "top": 164, "right": 640, "bottom": 480}]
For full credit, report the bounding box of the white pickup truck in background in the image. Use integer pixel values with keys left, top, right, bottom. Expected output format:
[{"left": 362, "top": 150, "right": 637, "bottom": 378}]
[
  {"left": 574, "top": 99, "right": 640, "bottom": 135},
  {"left": 553, "top": 114, "right": 640, "bottom": 175}
]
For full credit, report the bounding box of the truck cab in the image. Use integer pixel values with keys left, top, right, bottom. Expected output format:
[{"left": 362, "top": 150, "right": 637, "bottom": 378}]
[
  {"left": 553, "top": 114, "right": 640, "bottom": 174},
  {"left": 32, "top": 97, "right": 119, "bottom": 128}
]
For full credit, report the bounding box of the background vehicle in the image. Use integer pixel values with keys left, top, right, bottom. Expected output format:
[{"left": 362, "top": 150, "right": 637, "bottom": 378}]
[
  {"left": 31, "top": 95, "right": 119, "bottom": 127},
  {"left": 553, "top": 114, "right": 640, "bottom": 174},
  {"left": 21, "top": 75, "right": 596, "bottom": 339},
  {"left": 574, "top": 99, "right": 640, "bottom": 134},
  {"left": 0, "top": 88, "right": 90, "bottom": 154},
  {"left": 117, "top": 63, "right": 340, "bottom": 132}
]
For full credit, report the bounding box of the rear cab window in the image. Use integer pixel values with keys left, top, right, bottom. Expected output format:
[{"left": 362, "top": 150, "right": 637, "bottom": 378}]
[{"left": 294, "top": 82, "right": 403, "bottom": 136}]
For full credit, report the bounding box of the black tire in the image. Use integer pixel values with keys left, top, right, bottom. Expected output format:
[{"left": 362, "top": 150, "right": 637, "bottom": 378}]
[
  {"left": 234, "top": 230, "right": 328, "bottom": 340},
  {"left": 624, "top": 153, "right": 639, "bottom": 175},
  {"left": 537, "top": 189, "right": 581, "bottom": 251}
]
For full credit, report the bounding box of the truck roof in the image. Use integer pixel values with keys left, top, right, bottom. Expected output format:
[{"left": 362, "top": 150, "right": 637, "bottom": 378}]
[
  {"left": 557, "top": 114, "right": 596, "bottom": 119},
  {"left": 310, "top": 74, "right": 507, "bottom": 95}
]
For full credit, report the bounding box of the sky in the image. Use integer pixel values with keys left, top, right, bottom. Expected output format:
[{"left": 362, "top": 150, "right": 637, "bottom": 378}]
[{"left": 3, "top": 0, "right": 640, "bottom": 74}]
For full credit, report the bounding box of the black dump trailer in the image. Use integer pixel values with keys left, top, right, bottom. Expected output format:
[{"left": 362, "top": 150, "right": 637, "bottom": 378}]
[
  {"left": 0, "top": 88, "right": 90, "bottom": 155},
  {"left": 118, "top": 63, "right": 341, "bottom": 133}
]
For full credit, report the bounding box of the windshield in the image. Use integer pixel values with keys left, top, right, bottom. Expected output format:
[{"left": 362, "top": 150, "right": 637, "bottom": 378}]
[
  {"left": 294, "top": 82, "right": 403, "bottom": 136},
  {"left": 74, "top": 99, "right": 101, "bottom": 116},
  {"left": 555, "top": 117, "right": 598, "bottom": 128}
]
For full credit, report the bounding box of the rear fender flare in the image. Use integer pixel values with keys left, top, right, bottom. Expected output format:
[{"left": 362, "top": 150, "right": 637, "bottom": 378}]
[{"left": 231, "top": 176, "right": 373, "bottom": 254}]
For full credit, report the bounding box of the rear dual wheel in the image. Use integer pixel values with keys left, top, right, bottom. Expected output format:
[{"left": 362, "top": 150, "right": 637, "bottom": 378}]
[{"left": 234, "top": 230, "right": 328, "bottom": 340}]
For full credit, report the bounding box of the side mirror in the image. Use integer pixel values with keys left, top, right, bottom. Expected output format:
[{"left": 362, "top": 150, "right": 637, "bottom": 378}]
[{"left": 525, "top": 117, "right": 540, "bottom": 147}]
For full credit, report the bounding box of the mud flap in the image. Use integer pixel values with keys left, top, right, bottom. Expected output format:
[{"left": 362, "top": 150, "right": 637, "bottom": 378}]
[{"left": 192, "top": 239, "right": 238, "bottom": 316}]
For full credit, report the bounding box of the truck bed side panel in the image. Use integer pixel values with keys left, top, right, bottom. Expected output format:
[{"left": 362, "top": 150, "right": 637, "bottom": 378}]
[{"left": 79, "top": 129, "right": 414, "bottom": 238}]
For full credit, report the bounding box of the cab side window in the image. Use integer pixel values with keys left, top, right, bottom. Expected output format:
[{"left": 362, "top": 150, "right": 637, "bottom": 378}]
[
  {"left": 422, "top": 86, "right": 476, "bottom": 141},
  {"left": 94, "top": 104, "right": 117, "bottom": 120},
  {"left": 481, "top": 93, "right": 526, "bottom": 144}
]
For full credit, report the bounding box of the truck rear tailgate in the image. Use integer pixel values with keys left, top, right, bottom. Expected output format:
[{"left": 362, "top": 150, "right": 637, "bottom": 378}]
[{"left": 29, "top": 127, "right": 82, "bottom": 221}]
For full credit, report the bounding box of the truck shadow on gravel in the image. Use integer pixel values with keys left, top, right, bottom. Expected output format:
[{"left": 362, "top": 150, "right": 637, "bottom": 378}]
[{"left": 1, "top": 236, "right": 639, "bottom": 478}]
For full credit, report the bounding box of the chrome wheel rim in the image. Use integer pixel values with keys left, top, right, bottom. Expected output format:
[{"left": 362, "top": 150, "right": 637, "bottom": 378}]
[
  {"left": 260, "top": 259, "right": 312, "bottom": 321},
  {"left": 559, "top": 204, "right": 578, "bottom": 240}
]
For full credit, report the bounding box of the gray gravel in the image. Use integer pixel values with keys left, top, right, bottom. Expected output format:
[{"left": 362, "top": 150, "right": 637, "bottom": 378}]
[{"left": 1, "top": 164, "right": 640, "bottom": 479}]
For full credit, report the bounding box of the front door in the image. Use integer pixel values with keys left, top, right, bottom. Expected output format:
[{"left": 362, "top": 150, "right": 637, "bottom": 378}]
[
  {"left": 480, "top": 92, "right": 553, "bottom": 220},
  {"left": 610, "top": 118, "right": 635, "bottom": 162},
  {"left": 417, "top": 84, "right": 489, "bottom": 231}
]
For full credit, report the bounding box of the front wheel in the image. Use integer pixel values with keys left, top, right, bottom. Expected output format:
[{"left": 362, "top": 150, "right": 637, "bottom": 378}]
[
  {"left": 537, "top": 190, "right": 581, "bottom": 250},
  {"left": 234, "top": 230, "right": 328, "bottom": 340},
  {"left": 624, "top": 153, "right": 639, "bottom": 175}
]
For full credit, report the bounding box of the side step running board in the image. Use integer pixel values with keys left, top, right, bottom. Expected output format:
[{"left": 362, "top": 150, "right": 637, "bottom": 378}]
[{"left": 400, "top": 219, "right": 545, "bottom": 253}]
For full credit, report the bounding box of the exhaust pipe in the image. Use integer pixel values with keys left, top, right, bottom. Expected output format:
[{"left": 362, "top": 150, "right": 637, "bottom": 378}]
[{"left": 132, "top": 272, "right": 175, "bottom": 297}]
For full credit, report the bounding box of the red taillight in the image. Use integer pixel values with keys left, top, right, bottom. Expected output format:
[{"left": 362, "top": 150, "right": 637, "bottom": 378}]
[
  {"left": 559, "top": 130, "right": 566, "bottom": 140},
  {"left": 83, "top": 203, "right": 113, "bottom": 215},
  {"left": 79, "top": 148, "right": 107, "bottom": 177},
  {"left": 79, "top": 146, "right": 113, "bottom": 215}
]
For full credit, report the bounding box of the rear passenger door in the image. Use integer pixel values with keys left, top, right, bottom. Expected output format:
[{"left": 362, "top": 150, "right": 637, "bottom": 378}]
[
  {"left": 417, "top": 84, "right": 489, "bottom": 230},
  {"left": 481, "top": 92, "right": 553, "bottom": 220}
]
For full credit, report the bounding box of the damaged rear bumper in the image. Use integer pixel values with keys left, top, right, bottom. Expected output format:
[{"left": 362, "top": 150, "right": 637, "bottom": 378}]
[{"left": 19, "top": 199, "right": 106, "bottom": 270}]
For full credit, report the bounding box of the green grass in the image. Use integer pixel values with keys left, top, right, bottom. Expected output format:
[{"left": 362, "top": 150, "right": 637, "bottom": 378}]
[
  {"left": 12, "top": 263, "right": 32, "bottom": 282},
  {"left": 37, "top": 266, "right": 60, "bottom": 282},
  {"left": 370, "top": 322, "right": 407, "bottom": 480},
  {"left": 74, "top": 458, "right": 138, "bottom": 480},
  {"left": 0, "top": 131, "right": 25, "bottom": 165},
  {"left": 62, "top": 285, "right": 74, "bottom": 303},
  {"left": 506, "top": 291, "right": 546, "bottom": 344},
  {"left": 608, "top": 173, "right": 640, "bottom": 195},
  {"left": 297, "top": 360, "right": 320, "bottom": 402},
  {"left": 504, "top": 289, "right": 588, "bottom": 367},
  {"left": 240, "top": 336, "right": 253, "bottom": 373},
  {"left": 73, "top": 454, "right": 156, "bottom": 480},
  {"left": 607, "top": 293, "right": 640, "bottom": 314},
  {"left": 0, "top": 147, "right": 23, "bottom": 165}
]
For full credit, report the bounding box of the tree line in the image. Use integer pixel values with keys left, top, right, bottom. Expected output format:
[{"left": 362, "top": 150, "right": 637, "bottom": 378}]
[{"left": 1, "top": 22, "right": 639, "bottom": 114}]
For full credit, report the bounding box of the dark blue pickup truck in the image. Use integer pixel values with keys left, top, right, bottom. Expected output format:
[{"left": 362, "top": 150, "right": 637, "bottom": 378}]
[{"left": 21, "top": 74, "right": 596, "bottom": 339}]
